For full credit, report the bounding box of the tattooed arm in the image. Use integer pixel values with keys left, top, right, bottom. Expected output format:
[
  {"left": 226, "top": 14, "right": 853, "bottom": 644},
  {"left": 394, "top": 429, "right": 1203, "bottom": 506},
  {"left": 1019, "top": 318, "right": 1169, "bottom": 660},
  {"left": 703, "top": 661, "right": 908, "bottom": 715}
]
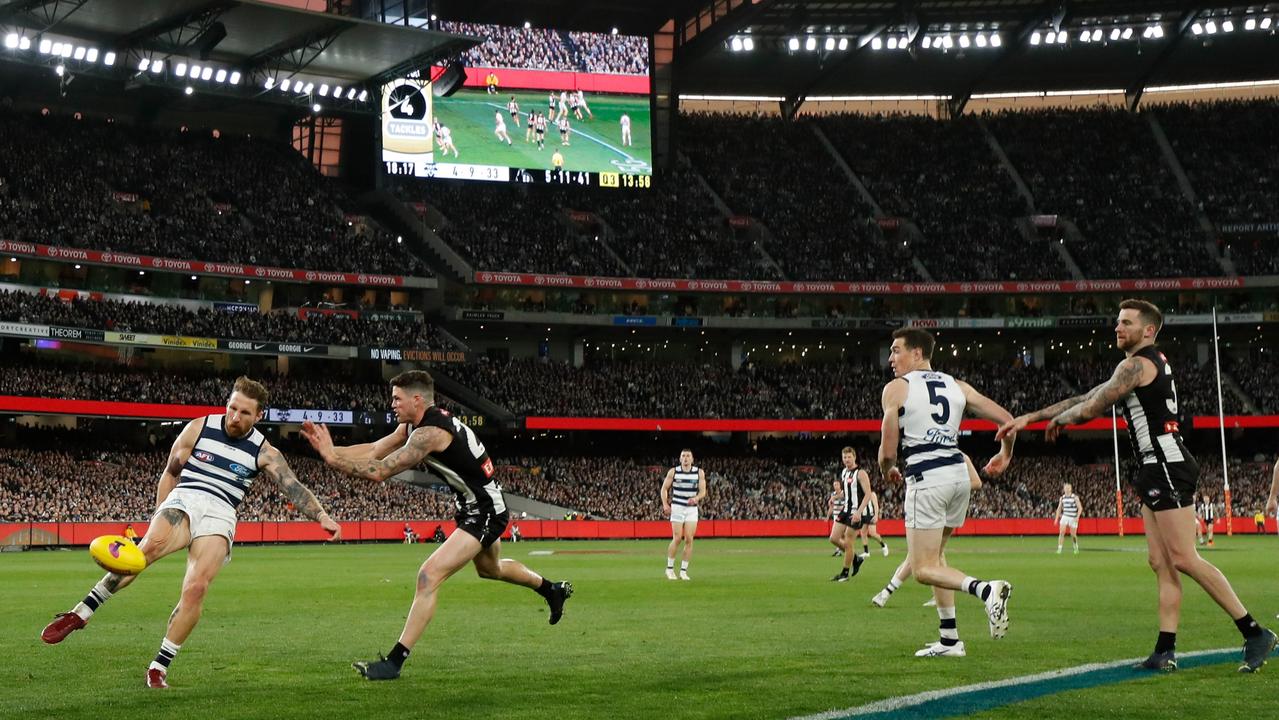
[
  {"left": 996, "top": 360, "right": 1147, "bottom": 441},
  {"left": 313, "top": 425, "right": 451, "bottom": 483},
  {"left": 258, "top": 442, "right": 342, "bottom": 539},
  {"left": 155, "top": 417, "right": 205, "bottom": 508},
  {"left": 1049, "top": 357, "right": 1150, "bottom": 430}
]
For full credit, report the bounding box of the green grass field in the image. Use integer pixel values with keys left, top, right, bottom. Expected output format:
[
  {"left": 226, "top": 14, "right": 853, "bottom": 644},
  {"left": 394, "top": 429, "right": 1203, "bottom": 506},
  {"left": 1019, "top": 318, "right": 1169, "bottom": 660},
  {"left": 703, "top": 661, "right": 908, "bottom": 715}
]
[
  {"left": 4, "top": 537, "right": 1278, "bottom": 719},
  {"left": 431, "top": 88, "right": 653, "bottom": 175}
]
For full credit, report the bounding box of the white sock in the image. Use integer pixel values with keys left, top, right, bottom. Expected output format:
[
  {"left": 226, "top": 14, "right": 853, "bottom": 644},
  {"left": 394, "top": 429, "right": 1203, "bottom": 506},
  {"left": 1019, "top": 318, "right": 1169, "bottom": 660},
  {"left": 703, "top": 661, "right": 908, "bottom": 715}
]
[
  {"left": 937, "top": 606, "right": 959, "bottom": 645},
  {"left": 666, "top": 559, "right": 674, "bottom": 569},
  {"left": 73, "top": 579, "right": 115, "bottom": 621},
  {"left": 680, "top": 561, "right": 689, "bottom": 572},
  {"left": 150, "top": 637, "right": 181, "bottom": 672},
  {"left": 886, "top": 577, "right": 902, "bottom": 593}
]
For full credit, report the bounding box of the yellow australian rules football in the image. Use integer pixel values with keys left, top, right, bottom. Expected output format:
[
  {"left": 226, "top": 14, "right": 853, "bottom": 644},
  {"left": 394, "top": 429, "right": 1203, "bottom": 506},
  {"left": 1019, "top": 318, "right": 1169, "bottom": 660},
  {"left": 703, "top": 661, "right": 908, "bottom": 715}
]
[{"left": 89, "top": 535, "right": 147, "bottom": 575}]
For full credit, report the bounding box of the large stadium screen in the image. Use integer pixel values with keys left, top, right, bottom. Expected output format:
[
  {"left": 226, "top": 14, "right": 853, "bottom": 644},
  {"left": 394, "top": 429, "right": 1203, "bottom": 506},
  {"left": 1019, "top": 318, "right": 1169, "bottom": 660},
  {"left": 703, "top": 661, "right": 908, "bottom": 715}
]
[{"left": 381, "top": 21, "right": 652, "bottom": 189}]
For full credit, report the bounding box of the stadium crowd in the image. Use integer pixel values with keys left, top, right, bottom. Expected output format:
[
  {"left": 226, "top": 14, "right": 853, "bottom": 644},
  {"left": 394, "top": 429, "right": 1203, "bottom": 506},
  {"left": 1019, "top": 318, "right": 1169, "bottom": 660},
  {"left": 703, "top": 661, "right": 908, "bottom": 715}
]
[
  {"left": 0, "top": 110, "right": 427, "bottom": 276},
  {"left": 439, "top": 22, "right": 648, "bottom": 74},
  {"left": 0, "top": 288, "right": 454, "bottom": 349}
]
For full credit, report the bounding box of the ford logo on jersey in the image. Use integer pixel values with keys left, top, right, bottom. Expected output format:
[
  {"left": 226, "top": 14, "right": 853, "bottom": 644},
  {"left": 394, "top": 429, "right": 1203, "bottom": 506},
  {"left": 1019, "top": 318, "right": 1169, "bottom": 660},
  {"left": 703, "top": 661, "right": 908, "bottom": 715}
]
[
  {"left": 229, "top": 463, "right": 252, "bottom": 477},
  {"left": 193, "top": 450, "right": 214, "bottom": 462}
]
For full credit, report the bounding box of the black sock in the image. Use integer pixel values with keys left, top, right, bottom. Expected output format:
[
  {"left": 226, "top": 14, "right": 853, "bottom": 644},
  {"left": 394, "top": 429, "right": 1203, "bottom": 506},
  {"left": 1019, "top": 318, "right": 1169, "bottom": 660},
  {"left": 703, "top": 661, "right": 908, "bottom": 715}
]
[
  {"left": 387, "top": 641, "right": 410, "bottom": 668},
  {"left": 1235, "top": 613, "right": 1263, "bottom": 639},
  {"left": 535, "top": 578, "right": 556, "bottom": 599},
  {"left": 878, "top": 540, "right": 886, "bottom": 548},
  {"left": 1155, "top": 631, "right": 1176, "bottom": 654},
  {"left": 862, "top": 544, "right": 869, "bottom": 554}
]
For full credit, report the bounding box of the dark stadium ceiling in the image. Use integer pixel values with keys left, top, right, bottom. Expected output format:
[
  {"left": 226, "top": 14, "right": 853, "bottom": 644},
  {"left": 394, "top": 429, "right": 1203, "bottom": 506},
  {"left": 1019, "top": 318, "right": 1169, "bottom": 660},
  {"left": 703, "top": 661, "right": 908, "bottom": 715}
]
[{"left": 431, "top": 0, "right": 1279, "bottom": 107}]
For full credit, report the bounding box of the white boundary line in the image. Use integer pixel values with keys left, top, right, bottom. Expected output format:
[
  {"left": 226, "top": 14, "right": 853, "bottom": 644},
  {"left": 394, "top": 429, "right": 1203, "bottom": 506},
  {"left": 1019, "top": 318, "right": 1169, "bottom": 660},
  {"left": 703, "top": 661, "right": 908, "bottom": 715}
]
[{"left": 787, "top": 647, "right": 1237, "bottom": 720}]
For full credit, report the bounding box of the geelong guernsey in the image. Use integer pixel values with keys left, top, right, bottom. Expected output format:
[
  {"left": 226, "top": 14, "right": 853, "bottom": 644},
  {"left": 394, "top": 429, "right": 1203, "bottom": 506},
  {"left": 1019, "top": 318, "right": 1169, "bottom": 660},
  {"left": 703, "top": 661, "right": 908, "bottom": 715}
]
[
  {"left": 671, "top": 465, "right": 700, "bottom": 507},
  {"left": 176, "top": 414, "right": 265, "bottom": 509}
]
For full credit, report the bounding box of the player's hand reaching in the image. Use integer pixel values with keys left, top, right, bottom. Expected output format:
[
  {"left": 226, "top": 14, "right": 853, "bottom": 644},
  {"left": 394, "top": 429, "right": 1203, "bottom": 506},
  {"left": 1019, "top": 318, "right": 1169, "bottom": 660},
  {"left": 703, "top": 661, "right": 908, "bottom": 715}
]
[
  {"left": 301, "top": 420, "right": 335, "bottom": 459},
  {"left": 1044, "top": 416, "right": 1068, "bottom": 442},
  {"left": 995, "top": 414, "right": 1031, "bottom": 442},
  {"left": 318, "top": 512, "right": 342, "bottom": 541},
  {"left": 885, "top": 466, "right": 903, "bottom": 484},
  {"left": 662, "top": 503, "right": 672, "bottom": 517},
  {"left": 982, "top": 452, "right": 1011, "bottom": 477}
]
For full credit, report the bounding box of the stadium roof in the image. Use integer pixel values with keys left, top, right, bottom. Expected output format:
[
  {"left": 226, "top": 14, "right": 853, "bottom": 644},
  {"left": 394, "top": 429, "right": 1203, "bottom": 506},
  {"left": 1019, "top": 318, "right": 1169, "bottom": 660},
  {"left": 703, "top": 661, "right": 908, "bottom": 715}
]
[
  {"left": 431, "top": 0, "right": 1279, "bottom": 113},
  {"left": 0, "top": 0, "right": 477, "bottom": 112}
]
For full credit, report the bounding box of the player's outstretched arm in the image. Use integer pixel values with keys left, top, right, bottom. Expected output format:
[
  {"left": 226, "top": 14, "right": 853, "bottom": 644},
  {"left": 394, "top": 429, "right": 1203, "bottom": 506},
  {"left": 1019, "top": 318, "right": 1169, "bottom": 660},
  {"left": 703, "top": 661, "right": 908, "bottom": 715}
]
[
  {"left": 155, "top": 417, "right": 205, "bottom": 508},
  {"left": 258, "top": 442, "right": 341, "bottom": 540},
  {"left": 878, "top": 381, "right": 906, "bottom": 483},
  {"left": 957, "top": 381, "right": 1016, "bottom": 474},
  {"left": 1044, "top": 357, "right": 1149, "bottom": 438},
  {"left": 318, "top": 426, "right": 450, "bottom": 483},
  {"left": 301, "top": 421, "right": 406, "bottom": 471}
]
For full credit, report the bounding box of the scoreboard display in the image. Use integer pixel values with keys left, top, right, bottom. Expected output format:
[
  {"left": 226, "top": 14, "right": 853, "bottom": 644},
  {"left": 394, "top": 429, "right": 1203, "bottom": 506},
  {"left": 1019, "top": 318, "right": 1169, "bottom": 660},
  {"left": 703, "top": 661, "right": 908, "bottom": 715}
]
[{"left": 381, "top": 21, "right": 652, "bottom": 189}]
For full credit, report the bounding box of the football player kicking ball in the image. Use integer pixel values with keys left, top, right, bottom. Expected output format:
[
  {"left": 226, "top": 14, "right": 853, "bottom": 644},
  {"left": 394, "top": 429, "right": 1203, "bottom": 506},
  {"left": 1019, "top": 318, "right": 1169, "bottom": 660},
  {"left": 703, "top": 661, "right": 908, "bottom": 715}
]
[
  {"left": 41, "top": 378, "right": 341, "bottom": 688},
  {"left": 302, "top": 370, "right": 572, "bottom": 680}
]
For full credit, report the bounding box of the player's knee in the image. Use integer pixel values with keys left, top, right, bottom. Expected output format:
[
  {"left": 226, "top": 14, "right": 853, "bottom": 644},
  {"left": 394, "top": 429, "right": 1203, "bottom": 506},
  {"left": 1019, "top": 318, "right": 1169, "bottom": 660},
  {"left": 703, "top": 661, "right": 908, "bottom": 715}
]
[
  {"left": 181, "top": 578, "right": 210, "bottom": 605},
  {"left": 475, "top": 562, "right": 501, "bottom": 580}
]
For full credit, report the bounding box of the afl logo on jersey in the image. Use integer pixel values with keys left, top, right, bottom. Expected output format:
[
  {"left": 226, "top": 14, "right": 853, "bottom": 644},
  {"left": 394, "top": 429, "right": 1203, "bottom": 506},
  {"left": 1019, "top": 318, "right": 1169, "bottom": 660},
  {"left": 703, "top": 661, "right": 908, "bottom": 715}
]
[
  {"left": 194, "top": 450, "right": 214, "bottom": 463},
  {"left": 229, "top": 463, "right": 252, "bottom": 477}
]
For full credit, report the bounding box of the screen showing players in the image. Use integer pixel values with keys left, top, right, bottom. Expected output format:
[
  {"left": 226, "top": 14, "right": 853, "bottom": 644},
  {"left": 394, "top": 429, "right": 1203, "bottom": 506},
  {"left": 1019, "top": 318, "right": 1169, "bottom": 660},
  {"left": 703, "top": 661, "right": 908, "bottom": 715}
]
[{"left": 381, "top": 21, "right": 652, "bottom": 188}]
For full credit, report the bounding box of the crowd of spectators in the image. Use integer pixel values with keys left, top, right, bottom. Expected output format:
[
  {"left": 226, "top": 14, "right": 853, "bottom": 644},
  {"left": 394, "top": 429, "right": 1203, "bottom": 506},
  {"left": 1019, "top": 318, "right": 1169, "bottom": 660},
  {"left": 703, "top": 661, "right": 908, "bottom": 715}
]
[
  {"left": 821, "top": 113, "right": 1069, "bottom": 282},
  {"left": 0, "top": 110, "right": 428, "bottom": 276},
  {"left": 985, "top": 106, "right": 1219, "bottom": 279},
  {"left": 1225, "top": 348, "right": 1279, "bottom": 414},
  {"left": 0, "top": 448, "right": 456, "bottom": 522},
  {"left": 679, "top": 112, "right": 914, "bottom": 282},
  {"left": 439, "top": 22, "right": 648, "bottom": 74},
  {"left": 1154, "top": 99, "right": 1279, "bottom": 276},
  {"left": 0, "top": 287, "right": 455, "bottom": 349}
]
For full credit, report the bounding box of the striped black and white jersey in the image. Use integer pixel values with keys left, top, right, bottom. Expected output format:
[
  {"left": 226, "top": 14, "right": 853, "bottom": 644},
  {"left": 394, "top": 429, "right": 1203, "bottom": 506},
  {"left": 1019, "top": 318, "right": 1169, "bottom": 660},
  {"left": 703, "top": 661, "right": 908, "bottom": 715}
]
[
  {"left": 1119, "top": 346, "right": 1194, "bottom": 466},
  {"left": 1061, "top": 494, "right": 1080, "bottom": 520},
  {"left": 898, "top": 369, "right": 967, "bottom": 487},
  {"left": 1199, "top": 500, "right": 1216, "bottom": 522},
  {"left": 840, "top": 468, "right": 862, "bottom": 514},
  {"left": 407, "top": 406, "right": 505, "bottom": 515},
  {"left": 176, "top": 414, "right": 265, "bottom": 509},
  {"left": 670, "top": 465, "right": 701, "bottom": 507}
]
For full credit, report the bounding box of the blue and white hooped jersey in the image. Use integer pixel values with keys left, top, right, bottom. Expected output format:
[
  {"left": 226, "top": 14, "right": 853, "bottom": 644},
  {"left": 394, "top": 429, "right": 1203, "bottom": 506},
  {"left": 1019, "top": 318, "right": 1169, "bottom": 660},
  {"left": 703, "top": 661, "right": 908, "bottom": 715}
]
[
  {"left": 176, "top": 414, "right": 265, "bottom": 510},
  {"left": 670, "top": 466, "right": 700, "bottom": 507},
  {"left": 898, "top": 370, "right": 967, "bottom": 487}
]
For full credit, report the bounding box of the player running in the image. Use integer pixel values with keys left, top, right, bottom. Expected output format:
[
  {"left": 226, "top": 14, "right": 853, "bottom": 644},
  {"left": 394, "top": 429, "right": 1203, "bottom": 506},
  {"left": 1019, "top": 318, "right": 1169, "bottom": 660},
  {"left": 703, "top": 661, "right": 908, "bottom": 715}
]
[
  {"left": 661, "top": 449, "right": 707, "bottom": 580},
  {"left": 558, "top": 114, "right": 571, "bottom": 146},
  {"left": 999, "top": 299, "right": 1277, "bottom": 672},
  {"left": 857, "top": 489, "right": 889, "bottom": 559},
  {"left": 41, "top": 377, "right": 341, "bottom": 688},
  {"left": 302, "top": 370, "right": 572, "bottom": 681},
  {"left": 1055, "top": 482, "right": 1082, "bottom": 554},
  {"left": 575, "top": 90, "right": 593, "bottom": 119},
  {"left": 620, "top": 113, "right": 632, "bottom": 147},
  {"left": 525, "top": 108, "right": 536, "bottom": 142},
  {"left": 831, "top": 447, "right": 872, "bottom": 582},
  {"left": 494, "top": 111, "right": 512, "bottom": 146},
  {"left": 507, "top": 95, "right": 520, "bottom": 124},
  {"left": 437, "top": 124, "right": 459, "bottom": 157},
  {"left": 1196, "top": 492, "right": 1216, "bottom": 547},
  {"left": 879, "top": 328, "right": 1015, "bottom": 658}
]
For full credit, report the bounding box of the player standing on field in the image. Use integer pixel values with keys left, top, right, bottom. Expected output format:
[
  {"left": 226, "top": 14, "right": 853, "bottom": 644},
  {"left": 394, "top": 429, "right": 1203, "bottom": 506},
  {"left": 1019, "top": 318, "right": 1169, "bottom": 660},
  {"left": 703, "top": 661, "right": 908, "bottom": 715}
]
[
  {"left": 1196, "top": 492, "right": 1216, "bottom": 547},
  {"left": 620, "top": 113, "right": 632, "bottom": 147},
  {"left": 999, "top": 299, "right": 1276, "bottom": 672},
  {"left": 302, "top": 370, "right": 572, "bottom": 680},
  {"left": 1055, "top": 483, "right": 1082, "bottom": 555},
  {"left": 830, "top": 447, "right": 872, "bottom": 582},
  {"left": 857, "top": 489, "right": 889, "bottom": 559},
  {"left": 879, "top": 328, "right": 1015, "bottom": 657},
  {"left": 661, "top": 449, "right": 706, "bottom": 580}
]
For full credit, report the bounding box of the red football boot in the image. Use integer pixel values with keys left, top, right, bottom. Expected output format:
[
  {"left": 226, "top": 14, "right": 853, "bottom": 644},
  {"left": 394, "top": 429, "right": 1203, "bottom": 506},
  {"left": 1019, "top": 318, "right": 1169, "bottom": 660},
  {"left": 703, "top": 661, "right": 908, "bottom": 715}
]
[
  {"left": 146, "top": 668, "right": 168, "bottom": 689},
  {"left": 41, "top": 613, "right": 86, "bottom": 644}
]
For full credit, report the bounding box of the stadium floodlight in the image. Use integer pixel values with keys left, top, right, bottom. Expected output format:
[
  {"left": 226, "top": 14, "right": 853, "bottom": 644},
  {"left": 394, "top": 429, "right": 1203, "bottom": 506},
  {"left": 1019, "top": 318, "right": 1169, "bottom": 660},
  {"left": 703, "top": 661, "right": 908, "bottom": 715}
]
[
  {"left": 730, "top": 37, "right": 742, "bottom": 51},
  {"left": 1245, "top": 17, "right": 1256, "bottom": 30},
  {"left": 4, "top": 33, "right": 18, "bottom": 49},
  {"left": 189, "top": 64, "right": 200, "bottom": 78},
  {"left": 73, "top": 46, "right": 85, "bottom": 60},
  {"left": 804, "top": 36, "right": 816, "bottom": 51},
  {"left": 1056, "top": 30, "right": 1068, "bottom": 43},
  {"left": 523, "top": 21, "right": 530, "bottom": 29},
  {"left": 39, "top": 38, "right": 51, "bottom": 54},
  {"left": 1030, "top": 31, "right": 1041, "bottom": 45},
  {"left": 318, "top": 83, "right": 329, "bottom": 96},
  {"left": 358, "top": 89, "right": 368, "bottom": 102},
  {"left": 743, "top": 37, "right": 755, "bottom": 51},
  {"left": 1205, "top": 20, "right": 1217, "bottom": 34},
  {"left": 787, "top": 37, "right": 799, "bottom": 51},
  {"left": 959, "top": 34, "right": 971, "bottom": 48},
  {"left": 280, "top": 78, "right": 290, "bottom": 91},
  {"left": 1078, "top": 30, "right": 1090, "bottom": 42},
  {"left": 1091, "top": 29, "right": 1102, "bottom": 42},
  {"left": 836, "top": 37, "right": 847, "bottom": 50},
  {"left": 184, "top": 86, "right": 193, "bottom": 95},
  {"left": 942, "top": 34, "right": 954, "bottom": 49},
  {"left": 825, "top": 36, "right": 835, "bottom": 51},
  {"left": 991, "top": 33, "right": 1002, "bottom": 47},
  {"left": 296, "top": 82, "right": 308, "bottom": 94},
  {"left": 175, "top": 62, "right": 187, "bottom": 77},
  {"left": 103, "top": 51, "right": 115, "bottom": 65},
  {"left": 201, "top": 66, "right": 212, "bottom": 80},
  {"left": 85, "top": 47, "right": 97, "bottom": 62},
  {"left": 347, "top": 87, "right": 357, "bottom": 99},
  {"left": 150, "top": 60, "right": 162, "bottom": 73},
  {"left": 60, "top": 43, "right": 72, "bottom": 58},
  {"left": 312, "top": 103, "right": 321, "bottom": 112},
  {"left": 1121, "top": 27, "right": 1133, "bottom": 39},
  {"left": 871, "top": 37, "right": 883, "bottom": 50},
  {"left": 264, "top": 77, "right": 274, "bottom": 89},
  {"left": 331, "top": 84, "right": 341, "bottom": 97},
  {"left": 1263, "top": 18, "right": 1274, "bottom": 30},
  {"left": 18, "top": 36, "right": 30, "bottom": 50},
  {"left": 1222, "top": 20, "right": 1234, "bottom": 33},
  {"left": 922, "top": 35, "right": 933, "bottom": 48},
  {"left": 976, "top": 33, "right": 988, "bottom": 47},
  {"left": 215, "top": 68, "right": 226, "bottom": 82},
  {"left": 611, "top": 27, "right": 618, "bottom": 35},
  {"left": 229, "top": 71, "right": 241, "bottom": 84},
  {"left": 886, "top": 37, "right": 897, "bottom": 49},
  {"left": 54, "top": 63, "right": 64, "bottom": 76},
  {"left": 138, "top": 57, "right": 150, "bottom": 71}
]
